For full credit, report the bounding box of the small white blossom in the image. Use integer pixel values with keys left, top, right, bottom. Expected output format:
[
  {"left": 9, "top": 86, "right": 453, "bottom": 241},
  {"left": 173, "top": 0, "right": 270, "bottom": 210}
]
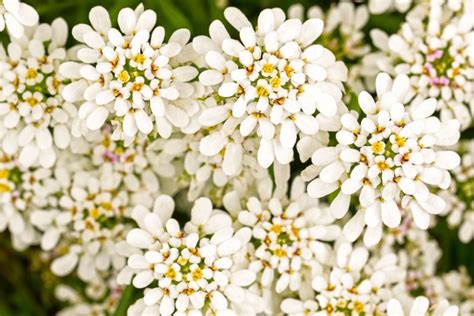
[
  {"left": 289, "top": 1, "right": 370, "bottom": 93},
  {"left": 0, "top": 153, "right": 61, "bottom": 250}
]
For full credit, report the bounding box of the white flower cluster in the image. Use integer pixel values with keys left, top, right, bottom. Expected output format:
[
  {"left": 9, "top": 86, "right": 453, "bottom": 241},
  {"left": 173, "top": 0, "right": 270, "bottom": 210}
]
[
  {"left": 61, "top": 5, "right": 199, "bottom": 141},
  {"left": 1, "top": 18, "right": 75, "bottom": 168},
  {"left": 366, "top": 0, "right": 474, "bottom": 129},
  {"left": 195, "top": 7, "right": 347, "bottom": 168},
  {"left": 0, "top": 1, "right": 473, "bottom": 315}
]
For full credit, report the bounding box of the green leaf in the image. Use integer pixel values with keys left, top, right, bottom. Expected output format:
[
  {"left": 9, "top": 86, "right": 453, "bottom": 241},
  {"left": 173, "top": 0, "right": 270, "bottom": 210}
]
[
  {"left": 153, "top": 0, "right": 192, "bottom": 32},
  {"left": 112, "top": 285, "right": 138, "bottom": 316}
]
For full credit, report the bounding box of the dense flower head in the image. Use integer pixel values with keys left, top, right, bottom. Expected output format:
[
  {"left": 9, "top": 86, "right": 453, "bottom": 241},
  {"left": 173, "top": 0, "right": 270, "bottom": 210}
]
[
  {"left": 0, "top": 18, "right": 75, "bottom": 168},
  {"left": 195, "top": 7, "right": 348, "bottom": 168},
  {"left": 367, "top": 1, "right": 474, "bottom": 129},
  {"left": 61, "top": 5, "right": 199, "bottom": 141},
  {"left": 306, "top": 73, "right": 461, "bottom": 245},
  {"left": 29, "top": 140, "right": 159, "bottom": 282},
  {"left": 234, "top": 177, "right": 340, "bottom": 294},
  {"left": 281, "top": 242, "right": 403, "bottom": 316},
  {"left": 121, "top": 196, "right": 263, "bottom": 315},
  {"left": 0, "top": 152, "right": 61, "bottom": 249}
]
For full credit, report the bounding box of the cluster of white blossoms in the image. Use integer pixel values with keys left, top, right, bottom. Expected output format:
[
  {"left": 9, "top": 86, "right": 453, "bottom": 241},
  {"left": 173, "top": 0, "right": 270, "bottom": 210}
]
[
  {"left": 0, "top": 18, "right": 75, "bottom": 168},
  {"left": 305, "top": 73, "right": 461, "bottom": 245},
  {"left": 195, "top": 7, "right": 347, "bottom": 168},
  {"left": 281, "top": 241, "right": 403, "bottom": 315},
  {"left": 61, "top": 5, "right": 199, "bottom": 141},
  {"left": 120, "top": 196, "right": 263, "bottom": 315},
  {"left": 366, "top": 0, "right": 474, "bottom": 129},
  {"left": 288, "top": 1, "right": 370, "bottom": 93},
  {"left": 0, "top": 1, "right": 473, "bottom": 315}
]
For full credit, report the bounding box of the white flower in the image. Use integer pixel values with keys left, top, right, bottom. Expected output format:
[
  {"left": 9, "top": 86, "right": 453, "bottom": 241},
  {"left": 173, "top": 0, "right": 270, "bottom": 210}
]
[
  {"left": 281, "top": 242, "right": 401, "bottom": 316},
  {"left": 194, "top": 7, "right": 347, "bottom": 168},
  {"left": 46, "top": 169, "right": 133, "bottom": 281},
  {"left": 368, "top": 0, "right": 412, "bottom": 14},
  {"left": 428, "top": 268, "right": 474, "bottom": 316},
  {"left": 288, "top": 2, "right": 370, "bottom": 95},
  {"left": 0, "top": 0, "right": 38, "bottom": 38},
  {"left": 38, "top": 143, "right": 158, "bottom": 282},
  {"left": 306, "top": 73, "right": 461, "bottom": 245},
  {"left": 387, "top": 296, "right": 459, "bottom": 316},
  {"left": 0, "top": 18, "right": 75, "bottom": 168},
  {"left": 55, "top": 282, "right": 122, "bottom": 316},
  {"left": 160, "top": 127, "right": 268, "bottom": 203},
  {"left": 289, "top": 2, "right": 370, "bottom": 63},
  {"left": 122, "top": 195, "right": 263, "bottom": 315},
  {"left": 366, "top": 2, "right": 474, "bottom": 129},
  {"left": 61, "top": 5, "right": 199, "bottom": 141},
  {"left": 0, "top": 153, "right": 61, "bottom": 250},
  {"left": 234, "top": 177, "right": 340, "bottom": 293},
  {"left": 443, "top": 139, "right": 474, "bottom": 243}
]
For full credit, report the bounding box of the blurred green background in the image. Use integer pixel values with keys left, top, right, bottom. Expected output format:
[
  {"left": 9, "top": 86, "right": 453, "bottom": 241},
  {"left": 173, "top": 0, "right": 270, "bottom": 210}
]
[{"left": 0, "top": 0, "right": 472, "bottom": 315}]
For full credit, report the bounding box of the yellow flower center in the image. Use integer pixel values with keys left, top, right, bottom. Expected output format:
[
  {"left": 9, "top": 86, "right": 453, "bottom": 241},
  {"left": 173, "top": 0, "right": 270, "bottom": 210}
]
[
  {"left": 284, "top": 65, "right": 293, "bottom": 77},
  {"left": 89, "top": 207, "right": 100, "bottom": 219},
  {"left": 395, "top": 135, "right": 406, "bottom": 147},
  {"left": 26, "top": 68, "right": 38, "bottom": 80},
  {"left": 0, "top": 169, "right": 9, "bottom": 179},
  {"left": 371, "top": 141, "right": 384, "bottom": 154},
  {"left": 262, "top": 63, "right": 274, "bottom": 73},
  {"left": 118, "top": 70, "right": 130, "bottom": 83},
  {"left": 354, "top": 301, "right": 365, "bottom": 313},
  {"left": 270, "top": 76, "right": 281, "bottom": 89},
  {"left": 131, "top": 82, "right": 144, "bottom": 91},
  {"left": 177, "top": 256, "right": 188, "bottom": 266},
  {"left": 133, "top": 54, "right": 146, "bottom": 64},
  {"left": 377, "top": 161, "right": 389, "bottom": 171},
  {"left": 0, "top": 183, "right": 11, "bottom": 193},
  {"left": 256, "top": 85, "right": 269, "bottom": 97},
  {"left": 274, "top": 248, "right": 287, "bottom": 257},
  {"left": 271, "top": 224, "right": 282, "bottom": 234},
  {"left": 166, "top": 267, "right": 176, "bottom": 280},
  {"left": 26, "top": 97, "right": 38, "bottom": 107},
  {"left": 192, "top": 268, "right": 203, "bottom": 281}
]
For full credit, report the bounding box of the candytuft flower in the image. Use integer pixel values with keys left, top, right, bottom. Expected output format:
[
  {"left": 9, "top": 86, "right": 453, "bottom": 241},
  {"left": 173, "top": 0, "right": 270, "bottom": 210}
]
[
  {"left": 0, "top": 18, "right": 74, "bottom": 168},
  {"left": 194, "top": 7, "right": 347, "bottom": 168},
  {"left": 120, "top": 195, "right": 263, "bottom": 315},
  {"left": 60, "top": 5, "right": 199, "bottom": 141},
  {"left": 367, "top": 2, "right": 474, "bottom": 129},
  {"left": 306, "top": 73, "right": 461, "bottom": 245}
]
